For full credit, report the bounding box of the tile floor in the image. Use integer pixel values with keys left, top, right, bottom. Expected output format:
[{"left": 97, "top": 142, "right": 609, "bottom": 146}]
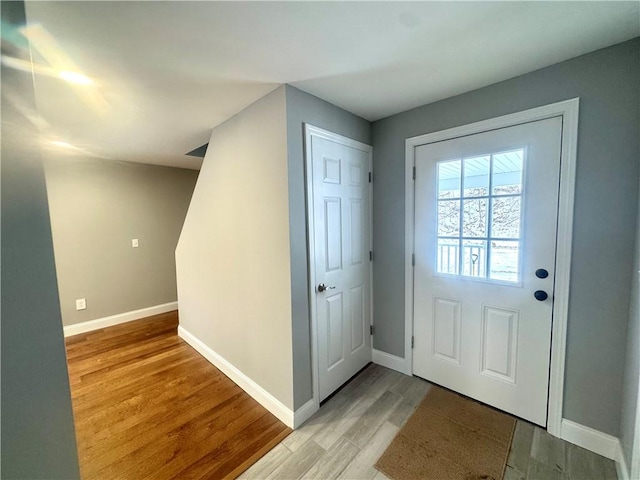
[{"left": 240, "top": 364, "right": 618, "bottom": 480}]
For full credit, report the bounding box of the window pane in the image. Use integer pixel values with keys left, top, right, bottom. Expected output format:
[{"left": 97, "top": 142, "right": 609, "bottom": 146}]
[
  {"left": 462, "top": 199, "right": 487, "bottom": 237},
  {"left": 463, "top": 155, "right": 490, "bottom": 197},
  {"left": 438, "top": 200, "right": 460, "bottom": 236},
  {"left": 437, "top": 239, "right": 459, "bottom": 274},
  {"left": 462, "top": 240, "right": 486, "bottom": 277},
  {"left": 493, "top": 150, "right": 523, "bottom": 195},
  {"left": 438, "top": 160, "right": 461, "bottom": 199},
  {"left": 491, "top": 196, "right": 521, "bottom": 238},
  {"left": 490, "top": 240, "right": 520, "bottom": 282}
]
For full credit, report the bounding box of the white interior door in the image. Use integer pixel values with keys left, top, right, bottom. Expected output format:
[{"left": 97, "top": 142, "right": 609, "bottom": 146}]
[
  {"left": 412, "top": 117, "right": 562, "bottom": 426},
  {"left": 308, "top": 126, "right": 372, "bottom": 402}
]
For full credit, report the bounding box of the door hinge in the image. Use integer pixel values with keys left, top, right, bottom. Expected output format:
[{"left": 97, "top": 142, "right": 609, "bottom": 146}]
[
  {"left": 370, "top": 325, "right": 375, "bottom": 336},
  {"left": 369, "top": 250, "right": 373, "bottom": 262},
  {"left": 368, "top": 171, "right": 373, "bottom": 183},
  {"left": 412, "top": 253, "right": 415, "bottom": 267},
  {"left": 412, "top": 166, "right": 416, "bottom": 180},
  {"left": 411, "top": 336, "right": 415, "bottom": 349}
]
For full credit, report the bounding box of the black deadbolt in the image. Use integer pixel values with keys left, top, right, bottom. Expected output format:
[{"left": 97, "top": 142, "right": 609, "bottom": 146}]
[
  {"left": 535, "top": 268, "right": 549, "bottom": 279},
  {"left": 534, "top": 290, "right": 548, "bottom": 301}
]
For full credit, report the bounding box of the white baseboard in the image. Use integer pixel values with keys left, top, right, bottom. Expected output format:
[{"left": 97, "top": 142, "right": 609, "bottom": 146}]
[
  {"left": 293, "top": 398, "right": 317, "bottom": 429},
  {"left": 560, "top": 419, "right": 629, "bottom": 478},
  {"left": 560, "top": 419, "right": 619, "bottom": 459},
  {"left": 63, "top": 301, "right": 178, "bottom": 337},
  {"left": 372, "top": 348, "right": 411, "bottom": 375},
  {"left": 178, "top": 325, "right": 295, "bottom": 429}
]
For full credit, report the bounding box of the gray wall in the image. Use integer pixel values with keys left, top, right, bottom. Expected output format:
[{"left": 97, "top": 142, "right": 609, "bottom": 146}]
[
  {"left": 45, "top": 157, "right": 197, "bottom": 326},
  {"left": 1, "top": 1, "right": 80, "bottom": 477},
  {"left": 177, "top": 86, "right": 296, "bottom": 409},
  {"left": 621, "top": 178, "right": 640, "bottom": 474},
  {"left": 285, "top": 85, "right": 372, "bottom": 409},
  {"left": 371, "top": 38, "right": 640, "bottom": 436}
]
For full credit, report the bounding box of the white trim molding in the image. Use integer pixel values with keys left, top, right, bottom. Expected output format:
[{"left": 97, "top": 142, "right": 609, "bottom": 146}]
[
  {"left": 633, "top": 398, "right": 640, "bottom": 480},
  {"left": 619, "top": 446, "right": 631, "bottom": 480},
  {"left": 178, "top": 325, "right": 296, "bottom": 429},
  {"left": 293, "top": 399, "right": 318, "bottom": 429},
  {"left": 372, "top": 349, "right": 411, "bottom": 375},
  {"left": 404, "top": 98, "right": 580, "bottom": 438},
  {"left": 63, "top": 301, "right": 178, "bottom": 337},
  {"left": 304, "top": 124, "right": 374, "bottom": 417},
  {"left": 560, "top": 419, "right": 628, "bottom": 479},
  {"left": 561, "top": 419, "right": 620, "bottom": 460}
]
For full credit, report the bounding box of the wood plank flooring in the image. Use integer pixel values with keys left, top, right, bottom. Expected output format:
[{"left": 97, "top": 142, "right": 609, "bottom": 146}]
[
  {"left": 66, "top": 314, "right": 617, "bottom": 480},
  {"left": 241, "top": 364, "right": 618, "bottom": 480},
  {"left": 65, "top": 311, "right": 291, "bottom": 480}
]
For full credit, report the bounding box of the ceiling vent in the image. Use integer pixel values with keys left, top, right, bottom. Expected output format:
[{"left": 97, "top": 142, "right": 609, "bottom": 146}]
[{"left": 186, "top": 143, "right": 208, "bottom": 158}]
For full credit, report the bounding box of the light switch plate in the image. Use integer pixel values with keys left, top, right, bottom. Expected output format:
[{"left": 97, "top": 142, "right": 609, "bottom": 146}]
[
  {"left": 76, "top": 298, "right": 86, "bottom": 310},
  {"left": 132, "top": 238, "right": 139, "bottom": 248}
]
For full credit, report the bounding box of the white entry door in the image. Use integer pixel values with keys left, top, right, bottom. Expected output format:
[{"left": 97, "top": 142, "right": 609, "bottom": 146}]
[
  {"left": 307, "top": 126, "right": 373, "bottom": 402},
  {"left": 412, "top": 117, "right": 562, "bottom": 426}
]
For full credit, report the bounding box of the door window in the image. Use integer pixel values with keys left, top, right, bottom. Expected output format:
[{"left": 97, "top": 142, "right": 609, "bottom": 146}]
[{"left": 436, "top": 149, "right": 524, "bottom": 283}]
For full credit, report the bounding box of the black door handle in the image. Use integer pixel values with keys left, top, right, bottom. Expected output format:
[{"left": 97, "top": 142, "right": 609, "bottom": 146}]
[
  {"left": 534, "top": 290, "right": 548, "bottom": 301},
  {"left": 535, "top": 269, "right": 549, "bottom": 279}
]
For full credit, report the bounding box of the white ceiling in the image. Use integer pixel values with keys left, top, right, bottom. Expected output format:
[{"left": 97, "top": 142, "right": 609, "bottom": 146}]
[{"left": 20, "top": 1, "right": 640, "bottom": 170}]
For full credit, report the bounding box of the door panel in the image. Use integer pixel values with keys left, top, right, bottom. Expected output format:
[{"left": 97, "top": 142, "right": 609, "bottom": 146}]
[
  {"left": 480, "top": 306, "right": 519, "bottom": 383},
  {"left": 433, "top": 297, "right": 462, "bottom": 364},
  {"left": 350, "top": 199, "right": 363, "bottom": 264},
  {"left": 413, "top": 117, "right": 562, "bottom": 426},
  {"left": 350, "top": 285, "right": 365, "bottom": 352},
  {"left": 310, "top": 131, "right": 372, "bottom": 402},
  {"left": 326, "top": 293, "right": 344, "bottom": 368},
  {"left": 325, "top": 198, "right": 342, "bottom": 271}
]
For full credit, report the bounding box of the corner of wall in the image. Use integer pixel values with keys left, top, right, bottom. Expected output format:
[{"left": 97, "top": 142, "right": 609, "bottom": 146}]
[
  {"left": 175, "top": 86, "right": 295, "bottom": 415},
  {"left": 1, "top": 1, "right": 80, "bottom": 476},
  {"left": 283, "top": 86, "right": 373, "bottom": 411},
  {"left": 619, "top": 172, "right": 640, "bottom": 480}
]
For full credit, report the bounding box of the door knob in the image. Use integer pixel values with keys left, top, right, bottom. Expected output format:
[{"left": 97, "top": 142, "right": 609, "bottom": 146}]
[
  {"left": 535, "top": 269, "right": 549, "bottom": 279},
  {"left": 317, "top": 283, "right": 336, "bottom": 293},
  {"left": 534, "top": 290, "right": 548, "bottom": 301}
]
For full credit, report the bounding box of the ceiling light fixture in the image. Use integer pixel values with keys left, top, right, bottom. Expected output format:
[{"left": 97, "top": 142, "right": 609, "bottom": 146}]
[
  {"left": 51, "top": 140, "right": 74, "bottom": 148},
  {"left": 58, "top": 71, "right": 93, "bottom": 85}
]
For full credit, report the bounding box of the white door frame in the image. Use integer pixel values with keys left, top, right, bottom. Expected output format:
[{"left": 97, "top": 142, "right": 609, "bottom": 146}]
[
  {"left": 305, "top": 124, "right": 374, "bottom": 414},
  {"left": 632, "top": 380, "right": 640, "bottom": 480},
  {"left": 404, "top": 98, "right": 579, "bottom": 437}
]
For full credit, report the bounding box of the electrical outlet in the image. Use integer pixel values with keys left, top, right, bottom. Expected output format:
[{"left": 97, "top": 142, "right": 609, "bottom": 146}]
[
  {"left": 132, "top": 238, "right": 139, "bottom": 248},
  {"left": 76, "top": 298, "right": 86, "bottom": 310}
]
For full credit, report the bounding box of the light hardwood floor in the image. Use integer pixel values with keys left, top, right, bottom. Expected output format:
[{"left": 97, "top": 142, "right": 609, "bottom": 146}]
[
  {"left": 64, "top": 311, "right": 290, "bottom": 480},
  {"left": 65, "top": 313, "right": 617, "bottom": 480},
  {"left": 242, "top": 363, "right": 618, "bottom": 480}
]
